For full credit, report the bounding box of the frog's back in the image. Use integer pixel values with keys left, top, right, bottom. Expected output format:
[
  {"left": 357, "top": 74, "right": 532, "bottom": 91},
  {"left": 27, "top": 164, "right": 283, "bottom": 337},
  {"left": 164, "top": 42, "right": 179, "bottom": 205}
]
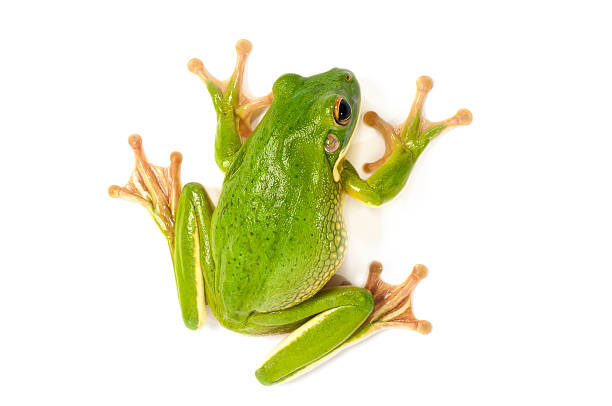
[
  {"left": 210, "top": 68, "right": 360, "bottom": 326},
  {"left": 211, "top": 123, "right": 347, "bottom": 323}
]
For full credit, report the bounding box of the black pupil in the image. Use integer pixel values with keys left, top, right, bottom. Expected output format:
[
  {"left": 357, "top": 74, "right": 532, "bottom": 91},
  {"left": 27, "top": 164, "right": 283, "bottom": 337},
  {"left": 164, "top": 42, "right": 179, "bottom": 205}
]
[{"left": 338, "top": 99, "right": 351, "bottom": 123}]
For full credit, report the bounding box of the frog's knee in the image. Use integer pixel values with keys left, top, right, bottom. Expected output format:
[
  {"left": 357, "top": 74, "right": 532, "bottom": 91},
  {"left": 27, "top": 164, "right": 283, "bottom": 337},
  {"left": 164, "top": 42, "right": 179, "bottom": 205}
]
[
  {"left": 182, "top": 182, "right": 205, "bottom": 196},
  {"left": 180, "top": 182, "right": 214, "bottom": 211},
  {"left": 348, "top": 287, "right": 374, "bottom": 314},
  {"left": 215, "top": 309, "right": 251, "bottom": 331}
]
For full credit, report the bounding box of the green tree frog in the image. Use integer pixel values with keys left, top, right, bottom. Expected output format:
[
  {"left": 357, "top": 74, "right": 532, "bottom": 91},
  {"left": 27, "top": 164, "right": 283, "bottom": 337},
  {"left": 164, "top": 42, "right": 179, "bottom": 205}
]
[{"left": 109, "top": 39, "right": 472, "bottom": 385}]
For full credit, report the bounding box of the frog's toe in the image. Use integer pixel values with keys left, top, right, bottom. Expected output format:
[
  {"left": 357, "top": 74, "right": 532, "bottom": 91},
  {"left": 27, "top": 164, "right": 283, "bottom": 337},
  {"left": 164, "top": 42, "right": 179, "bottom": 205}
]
[
  {"left": 109, "top": 135, "right": 183, "bottom": 243},
  {"left": 187, "top": 57, "right": 225, "bottom": 91},
  {"left": 362, "top": 261, "right": 432, "bottom": 335},
  {"left": 362, "top": 111, "right": 398, "bottom": 173}
]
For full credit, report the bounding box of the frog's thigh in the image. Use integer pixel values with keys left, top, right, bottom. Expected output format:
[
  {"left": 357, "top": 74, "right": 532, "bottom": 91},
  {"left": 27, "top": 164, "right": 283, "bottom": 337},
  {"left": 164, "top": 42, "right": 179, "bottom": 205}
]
[
  {"left": 250, "top": 287, "right": 374, "bottom": 385},
  {"left": 174, "top": 182, "right": 216, "bottom": 330}
]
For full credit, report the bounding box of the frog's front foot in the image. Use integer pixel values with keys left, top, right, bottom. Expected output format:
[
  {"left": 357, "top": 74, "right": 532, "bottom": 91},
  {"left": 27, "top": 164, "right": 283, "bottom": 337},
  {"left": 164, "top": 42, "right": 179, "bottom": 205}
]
[
  {"left": 363, "top": 76, "right": 472, "bottom": 173},
  {"left": 187, "top": 39, "right": 273, "bottom": 139},
  {"left": 108, "top": 134, "right": 182, "bottom": 246},
  {"left": 348, "top": 261, "right": 431, "bottom": 344}
]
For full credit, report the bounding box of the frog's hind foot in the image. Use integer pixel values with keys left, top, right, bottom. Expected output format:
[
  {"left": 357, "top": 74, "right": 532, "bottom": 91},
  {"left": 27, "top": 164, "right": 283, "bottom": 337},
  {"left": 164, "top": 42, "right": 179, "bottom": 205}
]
[
  {"left": 188, "top": 39, "right": 273, "bottom": 139},
  {"left": 348, "top": 261, "right": 431, "bottom": 343},
  {"left": 363, "top": 76, "right": 472, "bottom": 173},
  {"left": 108, "top": 134, "right": 182, "bottom": 245}
]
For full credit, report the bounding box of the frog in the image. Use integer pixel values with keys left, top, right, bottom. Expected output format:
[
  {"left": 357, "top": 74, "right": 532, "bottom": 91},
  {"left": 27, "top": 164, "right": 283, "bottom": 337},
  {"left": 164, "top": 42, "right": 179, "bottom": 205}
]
[{"left": 109, "top": 39, "right": 472, "bottom": 385}]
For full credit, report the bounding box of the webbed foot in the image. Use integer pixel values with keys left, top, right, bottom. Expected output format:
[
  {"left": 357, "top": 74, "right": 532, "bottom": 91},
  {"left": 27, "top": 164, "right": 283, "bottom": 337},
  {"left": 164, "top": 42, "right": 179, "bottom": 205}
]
[
  {"left": 108, "top": 135, "right": 182, "bottom": 247},
  {"left": 363, "top": 76, "right": 472, "bottom": 173},
  {"left": 347, "top": 261, "right": 431, "bottom": 344},
  {"left": 188, "top": 39, "right": 273, "bottom": 139}
]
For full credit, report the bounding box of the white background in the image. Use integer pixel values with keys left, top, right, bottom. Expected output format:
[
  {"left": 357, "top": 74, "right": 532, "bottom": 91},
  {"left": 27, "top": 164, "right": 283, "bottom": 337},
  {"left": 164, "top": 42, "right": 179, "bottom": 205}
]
[{"left": 1, "top": 1, "right": 611, "bottom": 405}]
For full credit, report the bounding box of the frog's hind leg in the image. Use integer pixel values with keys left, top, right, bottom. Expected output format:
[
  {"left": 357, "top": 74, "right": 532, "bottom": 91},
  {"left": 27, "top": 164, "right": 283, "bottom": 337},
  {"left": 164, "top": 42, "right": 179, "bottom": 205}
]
[
  {"left": 250, "top": 262, "right": 430, "bottom": 385},
  {"left": 173, "top": 182, "right": 216, "bottom": 329},
  {"left": 247, "top": 287, "right": 374, "bottom": 385},
  {"left": 188, "top": 40, "right": 273, "bottom": 171},
  {"left": 320, "top": 262, "right": 431, "bottom": 338},
  {"left": 109, "top": 135, "right": 216, "bottom": 330}
]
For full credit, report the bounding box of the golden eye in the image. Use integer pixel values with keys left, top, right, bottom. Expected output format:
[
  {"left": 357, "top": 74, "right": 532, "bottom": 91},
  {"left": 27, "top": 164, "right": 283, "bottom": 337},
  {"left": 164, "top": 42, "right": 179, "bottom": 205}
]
[
  {"left": 333, "top": 97, "right": 351, "bottom": 126},
  {"left": 324, "top": 134, "right": 339, "bottom": 154}
]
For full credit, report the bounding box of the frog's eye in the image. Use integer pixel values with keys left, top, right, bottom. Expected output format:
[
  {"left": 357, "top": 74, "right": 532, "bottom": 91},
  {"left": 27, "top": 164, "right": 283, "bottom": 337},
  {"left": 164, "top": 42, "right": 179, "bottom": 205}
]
[
  {"left": 324, "top": 134, "right": 339, "bottom": 154},
  {"left": 333, "top": 97, "right": 352, "bottom": 126}
]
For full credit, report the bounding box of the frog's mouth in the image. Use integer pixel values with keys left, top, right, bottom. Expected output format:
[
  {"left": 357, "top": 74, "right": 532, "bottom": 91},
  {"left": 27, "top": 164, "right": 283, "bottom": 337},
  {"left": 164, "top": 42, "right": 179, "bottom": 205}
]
[{"left": 332, "top": 106, "right": 361, "bottom": 182}]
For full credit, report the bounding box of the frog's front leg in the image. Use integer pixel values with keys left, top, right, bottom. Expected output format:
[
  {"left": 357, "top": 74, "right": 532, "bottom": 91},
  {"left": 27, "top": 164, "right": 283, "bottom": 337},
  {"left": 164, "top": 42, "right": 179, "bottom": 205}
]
[
  {"left": 109, "top": 135, "right": 216, "bottom": 330},
  {"left": 188, "top": 39, "right": 273, "bottom": 171},
  {"left": 341, "top": 76, "right": 472, "bottom": 205}
]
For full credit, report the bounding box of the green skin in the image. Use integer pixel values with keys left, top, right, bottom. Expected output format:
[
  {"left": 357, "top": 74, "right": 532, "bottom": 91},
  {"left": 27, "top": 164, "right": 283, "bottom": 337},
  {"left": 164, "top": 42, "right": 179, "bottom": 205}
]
[{"left": 149, "top": 69, "right": 453, "bottom": 384}]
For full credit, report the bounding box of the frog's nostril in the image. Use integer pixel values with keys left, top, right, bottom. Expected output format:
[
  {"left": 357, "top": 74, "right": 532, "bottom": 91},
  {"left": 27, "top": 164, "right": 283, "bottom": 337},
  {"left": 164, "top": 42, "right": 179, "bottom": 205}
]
[{"left": 345, "top": 74, "right": 351, "bottom": 81}]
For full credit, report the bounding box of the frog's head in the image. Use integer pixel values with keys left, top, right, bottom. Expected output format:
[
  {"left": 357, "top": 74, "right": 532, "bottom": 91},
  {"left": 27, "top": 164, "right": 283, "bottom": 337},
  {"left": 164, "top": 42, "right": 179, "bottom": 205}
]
[{"left": 272, "top": 68, "right": 361, "bottom": 182}]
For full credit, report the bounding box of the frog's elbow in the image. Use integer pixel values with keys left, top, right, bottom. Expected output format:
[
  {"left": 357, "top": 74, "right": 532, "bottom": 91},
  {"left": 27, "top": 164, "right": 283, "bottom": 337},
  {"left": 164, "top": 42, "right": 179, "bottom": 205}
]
[
  {"left": 215, "top": 155, "right": 233, "bottom": 174},
  {"left": 344, "top": 186, "right": 384, "bottom": 207},
  {"left": 364, "top": 194, "right": 384, "bottom": 207}
]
